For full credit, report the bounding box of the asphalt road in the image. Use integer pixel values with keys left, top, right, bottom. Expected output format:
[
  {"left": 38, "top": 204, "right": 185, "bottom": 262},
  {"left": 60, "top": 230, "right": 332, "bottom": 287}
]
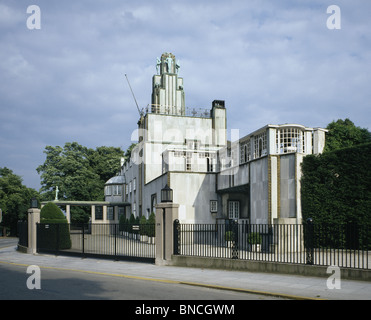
[
  {"left": 0, "top": 237, "right": 19, "bottom": 249},
  {"left": 0, "top": 262, "right": 285, "bottom": 301}
]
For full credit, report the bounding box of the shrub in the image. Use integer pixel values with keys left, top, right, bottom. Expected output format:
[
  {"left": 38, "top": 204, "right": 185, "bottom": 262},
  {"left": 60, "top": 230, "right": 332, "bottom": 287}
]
[
  {"left": 248, "top": 232, "right": 262, "bottom": 244},
  {"left": 119, "top": 214, "right": 127, "bottom": 232},
  {"left": 147, "top": 212, "right": 156, "bottom": 237},
  {"left": 39, "top": 202, "right": 71, "bottom": 250},
  {"left": 139, "top": 215, "right": 147, "bottom": 236},
  {"left": 225, "top": 231, "right": 235, "bottom": 241},
  {"left": 129, "top": 213, "right": 136, "bottom": 225},
  {"left": 40, "top": 202, "right": 66, "bottom": 220}
]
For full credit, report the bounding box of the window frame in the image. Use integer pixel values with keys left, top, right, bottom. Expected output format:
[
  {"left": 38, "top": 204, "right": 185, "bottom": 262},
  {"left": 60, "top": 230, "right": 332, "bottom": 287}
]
[{"left": 228, "top": 200, "right": 240, "bottom": 220}]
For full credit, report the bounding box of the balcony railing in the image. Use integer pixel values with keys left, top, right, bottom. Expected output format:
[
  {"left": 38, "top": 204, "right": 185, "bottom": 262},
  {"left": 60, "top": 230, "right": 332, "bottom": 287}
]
[{"left": 145, "top": 104, "right": 211, "bottom": 118}]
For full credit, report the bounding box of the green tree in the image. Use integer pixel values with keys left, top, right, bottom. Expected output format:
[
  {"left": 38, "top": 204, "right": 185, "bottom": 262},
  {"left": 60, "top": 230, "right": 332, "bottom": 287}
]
[
  {"left": 89, "top": 146, "right": 125, "bottom": 183},
  {"left": 0, "top": 167, "right": 39, "bottom": 236},
  {"left": 124, "top": 143, "right": 137, "bottom": 161},
  {"left": 324, "top": 118, "right": 371, "bottom": 153},
  {"left": 36, "top": 142, "right": 124, "bottom": 223}
]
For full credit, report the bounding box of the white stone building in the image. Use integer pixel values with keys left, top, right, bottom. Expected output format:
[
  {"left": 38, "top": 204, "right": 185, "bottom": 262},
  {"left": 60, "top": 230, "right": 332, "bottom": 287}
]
[{"left": 104, "top": 52, "right": 327, "bottom": 225}]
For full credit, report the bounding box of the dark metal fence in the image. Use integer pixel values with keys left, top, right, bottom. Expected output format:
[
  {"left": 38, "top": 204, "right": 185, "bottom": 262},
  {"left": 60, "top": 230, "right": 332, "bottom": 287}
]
[
  {"left": 174, "top": 220, "right": 371, "bottom": 269},
  {"left": 36, "top": 223, "right": 156, "bottom": 263},
  {"left": 17, "top": 220, "right": 28, "bottom": 248}
]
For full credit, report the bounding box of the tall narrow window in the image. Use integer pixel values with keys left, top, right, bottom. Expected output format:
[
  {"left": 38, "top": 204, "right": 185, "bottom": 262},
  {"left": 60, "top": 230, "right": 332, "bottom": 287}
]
[
  {"left": 228, "top": 201, "right": 240, "bottom": 219},
  {"left": 95, "top": 206, "right": 103, "bottom": 220},
  {"left": 254, "top": 132, "right": 267, "bottom": 159},
  {"left": 107, "top": 207, "right": 114, "bottom": 220},
  {"left": 151, "top": 194, "right": 157, "bottom": 214},
  {"left": 186, "top": 152, "right": 192, "bottom": 171},
  {"left": 210, "top": 200, "right": 218, "bottom": 213}
]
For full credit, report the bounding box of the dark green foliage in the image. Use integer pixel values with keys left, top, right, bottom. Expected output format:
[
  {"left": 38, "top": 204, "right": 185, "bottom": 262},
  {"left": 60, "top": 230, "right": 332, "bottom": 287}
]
[
  {"left": 37, "top": 142, "right": 124, "bottom": 223},
  {"left": 129, "top": 213, "right": 136, "bottom": 225},
  {"left": 39, "top": 202, "right": 71, "bottom": 250},
  {"left": 324, "top": 118, "right": 371, "bottom": 153},
  {"left": 37, "top": 222, "right": 71, "bottom": 251},
  {"left": 225, "top": 231, "right": 235, "bottom": 241},
  {"left": 147, "top": 212, "right": 156, "bottom": 237},
  {"left": 248, "top": 232, "right": 262, "bottom": 244},
  {"left": 40, "top": 202, "right": 66, "bottom": 220},
  {"left": 301, "top": 143, "right": 371, "bottom": 248},
  {"left": 119, "top": 214, "right": 128, "bottom": 232},
  {"left": 0, "top": 167, "right": 39, "bottom": 236},
  {"left": 139, "top": 215, "right": 147, "bottom": 235}
]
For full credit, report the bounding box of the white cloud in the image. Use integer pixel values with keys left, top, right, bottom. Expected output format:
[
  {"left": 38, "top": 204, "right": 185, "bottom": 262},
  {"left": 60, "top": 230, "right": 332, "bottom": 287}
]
[{"left": 0, "top": 0, "right": 370, "bottom": 189}]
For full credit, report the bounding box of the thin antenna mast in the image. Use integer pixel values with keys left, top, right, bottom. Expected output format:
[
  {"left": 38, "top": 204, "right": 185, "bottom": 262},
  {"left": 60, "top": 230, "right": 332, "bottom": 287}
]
[{"left": 125, "top": 74, "right": 143, "bottom": 117}]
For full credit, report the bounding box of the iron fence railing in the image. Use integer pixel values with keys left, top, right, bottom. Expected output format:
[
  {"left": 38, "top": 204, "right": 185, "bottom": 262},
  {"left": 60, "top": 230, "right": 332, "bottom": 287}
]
[
  {"left": 36, "top": 223, "right": 156, "bottom": 263},
  {"left": 25, "top": 219, "right": 371, "bottom": 269},
  {"left": 173, "top": 221, "right": 371, "bottom": 270},
  {"left": 17, "top": 220, "right": 28, "bottom": 248}
]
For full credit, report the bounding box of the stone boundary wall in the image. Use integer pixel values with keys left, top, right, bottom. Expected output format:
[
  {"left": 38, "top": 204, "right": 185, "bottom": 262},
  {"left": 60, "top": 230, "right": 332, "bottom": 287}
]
[{"left": 170, "top": 255, "right": 371, "bottom": 282}]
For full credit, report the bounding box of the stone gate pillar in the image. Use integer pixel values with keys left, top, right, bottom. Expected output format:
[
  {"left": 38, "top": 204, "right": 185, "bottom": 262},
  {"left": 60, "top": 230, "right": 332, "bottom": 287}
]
[
  {"left": 155, "top": 203, "right": 179, "bottom": 265},
  {"left": 27, "top": 207, "right": 40, "bottom": 254}
]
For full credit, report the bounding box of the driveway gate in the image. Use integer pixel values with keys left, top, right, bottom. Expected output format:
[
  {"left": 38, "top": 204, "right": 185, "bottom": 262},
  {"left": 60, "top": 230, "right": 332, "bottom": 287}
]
[{"left": 37, "top": 223, "right": 155, "bottom": 263}]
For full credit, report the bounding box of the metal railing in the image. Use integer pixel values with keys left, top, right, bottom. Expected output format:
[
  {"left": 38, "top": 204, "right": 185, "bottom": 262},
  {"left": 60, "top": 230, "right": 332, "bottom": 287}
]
[
  {"left": 36, "top": 223, "right": 156, "bottom": 263},
  {"left": 173, "top": 221, "right": 371, "bottom": 269},
  {"left": 145, "top": 104, "right": 211, "bottom": 118},
  {"left": 17, "top": 220, "right": 28, "bottom": 248}
]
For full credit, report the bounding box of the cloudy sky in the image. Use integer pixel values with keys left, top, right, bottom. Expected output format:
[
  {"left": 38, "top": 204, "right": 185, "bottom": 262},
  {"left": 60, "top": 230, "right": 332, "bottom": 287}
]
[{"left": 1, "top": 0, "right": 370, "bottom": 190}]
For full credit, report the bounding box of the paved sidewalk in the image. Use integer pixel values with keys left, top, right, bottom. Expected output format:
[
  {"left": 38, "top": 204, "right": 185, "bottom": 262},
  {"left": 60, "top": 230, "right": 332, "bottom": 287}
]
[{"left": 1, "top": 239, "right": 371, "bottom": 300}]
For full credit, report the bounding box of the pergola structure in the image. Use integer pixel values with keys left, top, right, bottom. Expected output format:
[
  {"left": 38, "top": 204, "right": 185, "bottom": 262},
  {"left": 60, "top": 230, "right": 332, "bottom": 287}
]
[{"left": 41, "top": 200, "right": 129, "bottom": 224}]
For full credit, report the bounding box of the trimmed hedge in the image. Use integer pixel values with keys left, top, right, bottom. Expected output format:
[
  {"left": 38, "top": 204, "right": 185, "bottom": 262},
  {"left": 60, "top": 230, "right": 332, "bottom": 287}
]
[
  {"left": 301, "top": 143, "right": 371, "bottom": 225},
  {"left": 139, "top": 215, "right": 147, "bottom": 236},
  {"left": 301, "top": 143, "right": 371, "bottom": 248},
  {"left": 40, "top": 202, "right": 66, "bottom": 220},
  {"left": 39, "top": 202, "right": 71, "bottom": 250},
  {"left": 147, "top": 212, "right": 156, "bottom": 237}
]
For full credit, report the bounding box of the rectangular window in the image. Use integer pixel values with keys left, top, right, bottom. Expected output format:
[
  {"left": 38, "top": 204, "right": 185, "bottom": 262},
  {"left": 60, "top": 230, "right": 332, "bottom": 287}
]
[
  {"left": 210, "top": 200, "right": 218, "bottom": 213},
  {"left": 228, "top": 201, "right": 240, "bottom": 220},
  {"left": 229, "top": 173, "right": 234, "bottom": 187},
  {"left": 254, "top": 132, "right": 267, "bottom": 159},
  {"left": 105, "top": 185, "right": 112, "bottom": 196},
  {"left": 276, "top": 128, "right": 305, "bottom": 154},
  {"left": 112, "top": 185, "right": 122, "bottom": 196},
  {"left": 240, "top": 141, "right": 251, "bottom": 164},
  {"left": 118, "top": 207, "right": 125, "bottom": 220},
  {"left": 174, "top": 151, "right": 185, "bottom": 157},
  {"left": 186, "top": 152, "right": 192, "bottom": 171},
  {"left": 107, "top": 207, "right": 114, "bottom": 220},
  {"left": 240, "top": 144, "right": 245, "bottom": 164},
  {"left": 186, "top": 139, "right": 200, "bottom": 150},
  {"left": 151, "top": 194, "right": 157, "bottom": 214},
  {"left": 95, "top": 206, "right": 103, "bottom": 220}
]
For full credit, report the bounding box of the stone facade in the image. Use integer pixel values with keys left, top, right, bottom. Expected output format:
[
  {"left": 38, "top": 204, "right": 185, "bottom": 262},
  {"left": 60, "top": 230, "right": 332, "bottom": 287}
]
[{"left": 104, "top": 53, "right": 327, "bottom": 225}]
